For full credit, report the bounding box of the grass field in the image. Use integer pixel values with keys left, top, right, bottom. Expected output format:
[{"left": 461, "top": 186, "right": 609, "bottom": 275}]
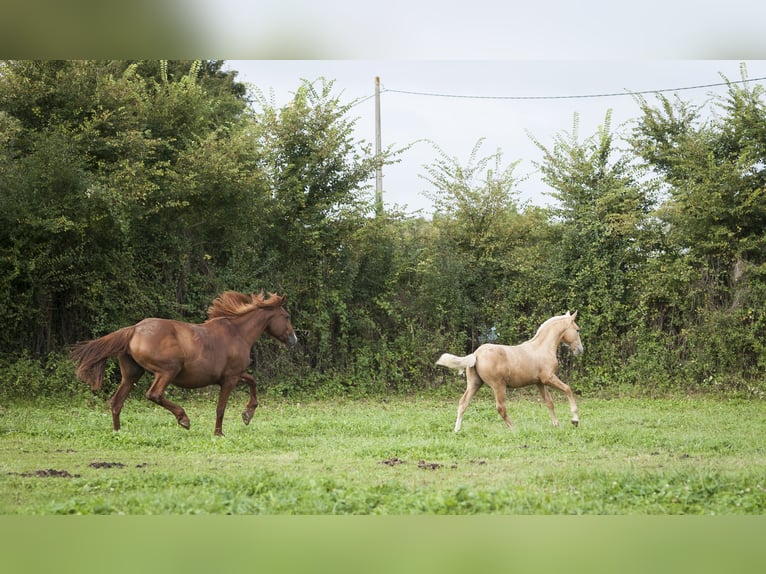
[{"left": 1, "top": 388, "right": 765, "bottom": 514}]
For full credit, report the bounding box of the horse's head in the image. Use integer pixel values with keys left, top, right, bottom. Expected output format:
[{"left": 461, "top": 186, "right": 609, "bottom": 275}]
[
  {"left": 265, "top": 297, "right": 298, "bottom": 348},
  {"left": 560, "top": 311, "right": 584, "bottom": 356}
]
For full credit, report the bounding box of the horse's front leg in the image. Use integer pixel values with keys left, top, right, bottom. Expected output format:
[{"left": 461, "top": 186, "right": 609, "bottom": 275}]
[
  {"left": 240, "top": 373, "right": 258, "bottom": 425},
  {"left": 214, "top": 377, "right": 239, "bottom": 436}
]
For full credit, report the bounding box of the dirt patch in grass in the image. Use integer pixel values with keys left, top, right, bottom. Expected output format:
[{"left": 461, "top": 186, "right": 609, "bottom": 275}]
[
  {"left": 380, "top": 457, "right": 406, "bottom": 466},
  {"left": 10, "top": 469, "right": 79, "bottom": 478},
  {"left": 89, "top": 461, "right": 126, "bottom": 468}
]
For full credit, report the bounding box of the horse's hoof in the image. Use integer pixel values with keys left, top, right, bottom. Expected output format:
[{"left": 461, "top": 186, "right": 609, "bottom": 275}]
[
  {"left": 242, "top": 411, "right": 253, "bottom": 425},
  {"left": 178, "top": 418, "right": 191, "bottom": 430},
  {"left": 571, "top": 420, "right": 579, "bottom": 428}
]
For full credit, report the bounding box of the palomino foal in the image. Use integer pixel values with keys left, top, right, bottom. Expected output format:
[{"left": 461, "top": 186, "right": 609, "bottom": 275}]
[{"left": 437, "top": 311, "right": 583, "bottom": 431}]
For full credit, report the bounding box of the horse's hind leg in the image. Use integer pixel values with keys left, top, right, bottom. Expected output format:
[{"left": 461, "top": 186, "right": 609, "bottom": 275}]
[
  {"left": 454, "top": 368, "right": 482, "bottom": 432},
  {"left": 536, "top": 383, "right": 560, "bottom": 427},
  {"left": 110, "top": 354, "right": 144, "bottom": 431},
  {"left": 145, "top": 371, "right": 190, "bottom": 430},
  {"left": 240, "top": 373, "right": 258, "bottom": 426},
  {"left": 214, "top": 376, "right": 239, "bottom": 436}
]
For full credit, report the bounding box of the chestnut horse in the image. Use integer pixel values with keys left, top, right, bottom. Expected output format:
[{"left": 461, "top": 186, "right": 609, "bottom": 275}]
[
  {"left": 436, "top": 311, "right": 583, "bottom": 432},
  {"left": 71, "top": 291, "right": 297, "bottom": 435}
]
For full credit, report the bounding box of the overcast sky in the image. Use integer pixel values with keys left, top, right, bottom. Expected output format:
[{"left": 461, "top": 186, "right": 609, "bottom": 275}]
[
  {"left": 225, "top": 60, "right": 766, "bottom": 215},
  {"left": 201, "top": 1, "right": 766, "bottom": 60}
]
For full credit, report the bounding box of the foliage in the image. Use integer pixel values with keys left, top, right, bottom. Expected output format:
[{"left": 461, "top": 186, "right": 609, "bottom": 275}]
[
  {"left": 420, "top": 139, "right": 555, "bottom": 350},
  {"left": 0, "top": 60, "right": 252, "bottom": 353},
  {"left": 629, "top": 68, "right": 766, "bottom": 388},
  {"left": 524, "top": 111, "right": 660, "bottom": 389},
  {"left": 0, "top": 60, "right": 765, "bottom": 398},
  {"left": 242, "top": 79, "right": 379, "bottom": 374}
]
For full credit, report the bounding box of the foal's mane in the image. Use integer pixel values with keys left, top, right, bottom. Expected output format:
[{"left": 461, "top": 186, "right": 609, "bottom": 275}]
[
  {"left": 206, "top": 291, "right": 285, "bottom": 321},
  {"left": 530, "top": 313, "right": 570, "bottom": 341}
]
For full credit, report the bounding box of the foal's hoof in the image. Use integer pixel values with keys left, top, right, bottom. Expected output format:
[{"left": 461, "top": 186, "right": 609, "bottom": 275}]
[
  {"left": 571, "top": 419, "right": 579, "bottom": 428},
  {"left": 242, "top": 411, "right": 254, "bottom": 425}
]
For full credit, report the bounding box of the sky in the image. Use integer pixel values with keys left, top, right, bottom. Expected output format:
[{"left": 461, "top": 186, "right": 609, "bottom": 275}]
[
  {"left": 226, "top": 60, "right": 766, "bottom": 214},
  {"left": 4, "top": 3, "right": 765, "bottom": 215},
  {"left": 198, "top": 1, "right": 766, "bottom": 60}
]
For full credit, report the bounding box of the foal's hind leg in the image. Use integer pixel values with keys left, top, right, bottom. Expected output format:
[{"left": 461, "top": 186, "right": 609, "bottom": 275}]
[
  {"left": 454, "top": 369, "right": 482, "bottom": 432},
  {"left": 110, "top": 354, "right": 145, "bottom": 431},
  {"left": 536, "top": 383, "right": 560, "bottom": 427},
  {"left": 145, "top": 371, "right": 190, "bottom": 429},
  {"left": 490, "top": 383, "right": 513, "bottom": 429},
  {"left": 240, "top": 373, "right": 259, "bottom": 426}
]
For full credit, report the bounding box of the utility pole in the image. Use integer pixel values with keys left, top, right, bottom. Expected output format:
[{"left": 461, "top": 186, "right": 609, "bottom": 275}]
[{"left": 374, "top": 76, "right": 383, "bottom": 216}]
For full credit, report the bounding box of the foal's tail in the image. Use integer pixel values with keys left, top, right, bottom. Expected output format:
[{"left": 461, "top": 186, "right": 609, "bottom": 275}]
[
  {"left": 436, "top": 352, "right": 477, "bottom": 376},
  {"left": 70, "top": 326, "right": 135, "bottom": 391}
]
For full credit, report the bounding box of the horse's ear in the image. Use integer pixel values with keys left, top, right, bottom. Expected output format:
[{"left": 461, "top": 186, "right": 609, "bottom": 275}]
[
  {"left": 571, "top": 310, "right": 578, "bottom": 320},
  {"left": 271, "top": 293, "right": 286, "bottom": 306}
]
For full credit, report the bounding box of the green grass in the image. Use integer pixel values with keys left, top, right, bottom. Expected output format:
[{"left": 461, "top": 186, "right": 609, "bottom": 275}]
[{"left": 1, "top": 388, "right": 765, "bottom": 514}]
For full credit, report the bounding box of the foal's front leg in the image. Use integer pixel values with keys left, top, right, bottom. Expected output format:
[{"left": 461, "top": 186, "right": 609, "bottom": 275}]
[
  {"left": 536, "top": 383, "right": 560, "bottom": 427},
  {"left": 240, "top": 373, "right": 259, "bottom": 425},
  {"left": 543, "top": 374, "right": 579, "bottom": 427}
]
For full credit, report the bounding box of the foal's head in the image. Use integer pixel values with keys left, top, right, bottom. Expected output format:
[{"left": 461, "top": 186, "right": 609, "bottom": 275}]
[{"left": 560, "top": 311, "right": 584, "bottom": 356}]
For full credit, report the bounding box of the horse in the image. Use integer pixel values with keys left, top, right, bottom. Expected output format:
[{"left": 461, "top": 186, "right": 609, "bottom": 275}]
[
  {"left": 70, "top": 291, "right": 297, "bottom": 436},
  {"left": 436, "top": 311, "right": 583, "bottom": 432}
]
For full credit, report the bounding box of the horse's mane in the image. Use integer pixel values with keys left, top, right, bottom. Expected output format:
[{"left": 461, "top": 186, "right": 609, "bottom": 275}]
[{"left": 206, "top": 291, "right": 286, "bottom": 321}]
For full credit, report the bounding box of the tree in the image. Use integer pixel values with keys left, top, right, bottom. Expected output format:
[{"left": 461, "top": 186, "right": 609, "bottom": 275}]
[
  {"left": 241, "top": 78, "right": 380, "bottom": 374},
  {"left": 0, "top": 60, "right": 253, "bottom": 354},
  {"left": 531, "top": 111, "right": 656, "bottom": 338},
  {"left": 631, "top": 69, "right": 766, "bottom": 384},
  {"left": 420, "top": 139, "right": 528, "bottom": 349}
]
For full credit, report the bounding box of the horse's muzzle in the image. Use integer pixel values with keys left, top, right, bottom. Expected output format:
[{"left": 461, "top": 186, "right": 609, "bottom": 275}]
[{"left": 285, "top": 333, "right": 298, "bottom": 348}]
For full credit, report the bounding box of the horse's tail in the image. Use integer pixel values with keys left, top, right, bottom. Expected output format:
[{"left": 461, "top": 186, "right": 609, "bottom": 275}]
[
  {"left": 436, "top": 352, "right": 477, "bottom": 376},
  {"left": 70, "top": 326, "right": 135, "bottom": 391}
]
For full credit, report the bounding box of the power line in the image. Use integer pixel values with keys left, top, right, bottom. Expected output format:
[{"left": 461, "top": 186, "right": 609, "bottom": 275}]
[{"left": 380, "top": 76, "right": 766, "bottom": 101}]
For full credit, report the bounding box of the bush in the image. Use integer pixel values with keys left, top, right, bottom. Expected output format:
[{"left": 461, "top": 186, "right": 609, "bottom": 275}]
[{"left": 0, "top": 352, "right": 89, "bottom": 400}]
